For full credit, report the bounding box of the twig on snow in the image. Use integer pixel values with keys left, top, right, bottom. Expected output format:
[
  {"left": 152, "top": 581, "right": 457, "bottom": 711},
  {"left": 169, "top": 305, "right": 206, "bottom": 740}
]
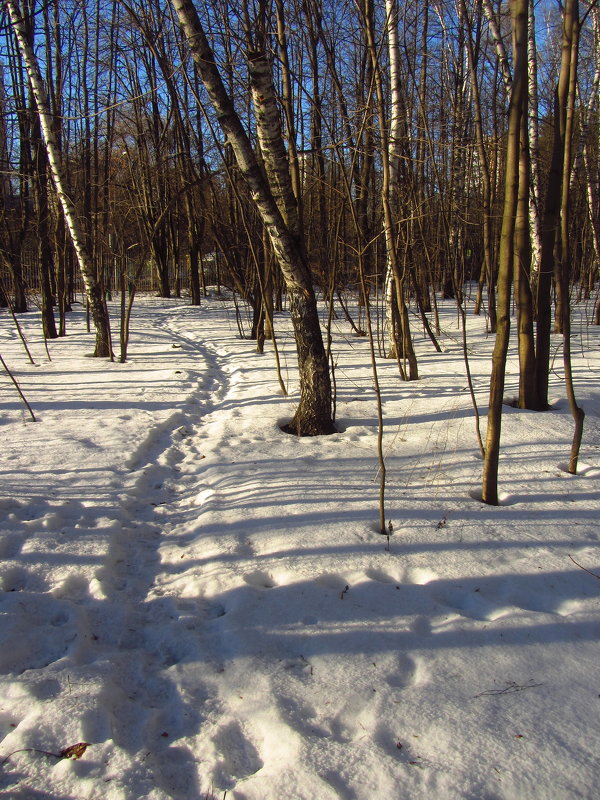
[
  {"left": 0, "top": 353, "right": 36, "bottom": 421},
  {"left": 568, "top": 554, "right": 600, "bottom": 580},
  {"left": 475, "top": 680, "right": 542, "bottom": 698}
]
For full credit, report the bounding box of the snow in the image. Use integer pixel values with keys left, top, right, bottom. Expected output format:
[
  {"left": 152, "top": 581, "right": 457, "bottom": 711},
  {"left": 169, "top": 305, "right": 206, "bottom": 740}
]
[{"left": 0, "top": 291, "right": 599, "bottom": 800}]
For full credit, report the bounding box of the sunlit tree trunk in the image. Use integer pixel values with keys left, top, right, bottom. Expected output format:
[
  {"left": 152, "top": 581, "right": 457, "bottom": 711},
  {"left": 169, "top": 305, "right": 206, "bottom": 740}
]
[
  {"left": 172, "top": 0, "right": 334, "bottom": 435},
  {"left": 5, "top": 0, "right": 112, "bottom": 357},
  {"left": 482, "top": 0, "right": 513, "bottom": 95},
  {"left": 555, "top": 0, "right": 584, "bottom": 473},
  {"left": 275, "top": 0, "right": 302, "bottom": 231},
  {"left": 535, "top": 0, "right": 577, "bottom": 408},
  {"left": 482, "top": 0, "right": 528, "bottom": 505},
  {"left": 579, "top": 8, "right": 600, "bottom": 306},
  {"left": 44, "top": 0, "right": 71, "bottom": 334},
  {"left": 369, "top": 0, "right": 418, "bottom": 379},
  {"left": 527, "top": 0, "right": 542, "bottom": 276}
]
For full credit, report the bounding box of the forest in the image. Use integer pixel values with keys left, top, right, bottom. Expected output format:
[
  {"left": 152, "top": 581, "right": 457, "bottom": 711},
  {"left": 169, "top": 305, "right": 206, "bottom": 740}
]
[
  {"left": 0, "top": 0, "right": 600, "bottom": 478},
  {"left": 1, "top": 0, "right": 599, "bottom": 509},
  {"left": 1, "top": 2, "right": 600, "bottom": 798}
]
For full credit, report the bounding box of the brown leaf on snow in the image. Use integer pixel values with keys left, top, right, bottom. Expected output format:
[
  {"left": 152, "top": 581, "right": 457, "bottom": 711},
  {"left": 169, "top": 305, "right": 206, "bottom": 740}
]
[{"left": 59, "top": 742, "right": 91, "bottom": 760}]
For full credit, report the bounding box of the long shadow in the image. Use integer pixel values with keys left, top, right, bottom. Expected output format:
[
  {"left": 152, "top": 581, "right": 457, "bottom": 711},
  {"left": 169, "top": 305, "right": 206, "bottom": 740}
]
[
  {"left": 152, "top": 537, "right": 600, "bottom": 574},
  {"left": 120, "top": 568, "right": 600, "bottom": 673}
]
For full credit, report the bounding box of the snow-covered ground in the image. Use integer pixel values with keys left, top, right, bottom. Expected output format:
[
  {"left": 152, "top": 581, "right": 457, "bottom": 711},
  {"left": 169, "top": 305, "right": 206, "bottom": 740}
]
[{"left": 0, "top": 291, "right": 599, "bottom": 800}]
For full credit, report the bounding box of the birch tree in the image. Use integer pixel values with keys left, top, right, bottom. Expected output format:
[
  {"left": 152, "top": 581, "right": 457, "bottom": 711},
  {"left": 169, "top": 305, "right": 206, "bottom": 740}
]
[
  {"left": 366, "top": 0, "right": 418, "bottom": 380},
  {"left": 5, "top": 0, "right": 112, "bottom": 357},
  {"left": 0, "top": 42, "right": 30, "bottom": 313},
  {"left": 171, "top": 0, "right": 335, "bottom": 435}
]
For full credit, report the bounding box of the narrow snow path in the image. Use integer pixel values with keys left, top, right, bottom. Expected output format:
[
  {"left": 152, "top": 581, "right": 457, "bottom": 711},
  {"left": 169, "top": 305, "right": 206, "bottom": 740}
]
[
  {"left": 72, "top": 305, "right": 240, "bottom": 796},
  {"left": 0, "top": 300, "right": 240, "bottom": 797}
]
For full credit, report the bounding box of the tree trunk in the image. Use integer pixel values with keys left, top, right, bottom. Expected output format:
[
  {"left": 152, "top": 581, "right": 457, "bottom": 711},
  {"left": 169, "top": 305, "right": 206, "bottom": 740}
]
[
  {"left": 369, "top": 0, "right": 418, "bottom": 379},
  {"left": 514, "top": 85, "right": 538, "bottom": 409},
  {"left": 534, "top": 0, "right": 580, "bottom": 408},
  {"left": 5, "top": 0, "right": 112, "bottom": 357},
  {"left": 31, "top": 116, "right": 57, "bottom": 340},
  {"left": 527, "top": 0, "right": 542, "bottom": 276},
  {"left": 171, "top": 0, "right": 334, "bottom": 435},
  {"left": 482, "top": 0, "right": 528, "bottom": 506},
  {"left": 459, "top": 0, "right": 496, "bottom": 328},
  {"left": 556, "top": 0, "right": 585, "bottom": 474}
]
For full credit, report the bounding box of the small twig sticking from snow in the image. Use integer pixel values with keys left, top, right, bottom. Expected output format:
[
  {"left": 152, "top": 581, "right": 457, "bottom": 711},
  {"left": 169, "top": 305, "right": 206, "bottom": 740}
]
[
  {"left": 300, "top": 655, "right": 313, "bottom": 675},
  {"left": 475, "top": 680, "right": 542, "bottom": 698},
  {"left": 0, "top": 353, "right": 36, "bottom": 422},
  {"left": 436, "top": 515, "right": 448, "bottom": 529},
  {"left": 340, "top": 585, "right": 349, "bottom": 599},
  {"left": 568, "top": 554, "right": 600, "bottom": 580}
]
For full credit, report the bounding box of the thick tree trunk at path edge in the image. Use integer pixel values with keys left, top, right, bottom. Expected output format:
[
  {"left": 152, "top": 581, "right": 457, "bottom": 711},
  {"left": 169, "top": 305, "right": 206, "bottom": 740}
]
[
  {"left": 287, "top": 287, "right": 335, "bottom": 436},
  {"left": 171, "top": 0, "right": 334, "bottom": 435}
]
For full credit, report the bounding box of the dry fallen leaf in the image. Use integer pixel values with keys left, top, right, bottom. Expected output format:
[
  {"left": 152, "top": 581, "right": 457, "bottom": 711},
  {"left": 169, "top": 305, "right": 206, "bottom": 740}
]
[{"left": 59, "top": 742, "right": 91, "bottom": 760}]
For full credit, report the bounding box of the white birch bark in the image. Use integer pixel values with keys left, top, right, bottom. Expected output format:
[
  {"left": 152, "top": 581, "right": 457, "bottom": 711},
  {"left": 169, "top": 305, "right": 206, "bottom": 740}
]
[
  {"left": 171, "top": 0, "right": 334, "bottom": 434},
  {"left": 482, "top": 0, "right": 513, "bottom": 97},
  {"left": 379, "top": 0, "right": 417, "bottom": 378},
  {"left": 384, "top": 0, "right": 402, "bottom": 357},
  {"left": 528, "top": 0, "right": 542, "bottom": 274},
  {"left": 483, "top": 0, "right": 543, "bottom": 291},
  {"left": 247, "top": 49, "right": 301, "bottom": 241},
  {"left": 580, "top": 8, "right": 600, "bottom": 269},
  {"left": 5, "top": 0, "right": 112, "bottom": 357}
]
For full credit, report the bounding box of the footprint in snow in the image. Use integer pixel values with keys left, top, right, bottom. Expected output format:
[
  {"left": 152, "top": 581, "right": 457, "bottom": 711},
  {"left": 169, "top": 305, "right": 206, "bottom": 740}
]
[
  {"left": 314, "top": 572, "right": 350, "bottom": 591},
  {"left": 321, "top": 769, "right": 359, "bottom": 800},
  {"left": 235, "top": 537, "right": 255, "bottom": 558},
  {"left": 385, "top": 652, "right": 431, "bottom": 690},
  {"left": 243, "top": 570, "right": 277, "bottom": 589},
  {"left": 158, "top": 445, "right": 186, "bottom": 468},
  {"left": 176, "top": 597, "right": 227, "bottom": 621},
  {"left": 384, "top": 653, "right": 421, "bottom": 690},
  {"left": 212, "top": 720, "right": 264, "bottom": 789},
  {"left": 0, "top": 564, "right": 29, "bottom": 592},
  {"left": 146, "top": 746, "right": 202, "bottom": 800},
  {"left": 328, "top": 693, "right": 377, "bottom": 744},
  {"left": 433, "top": 587, "right": 507, "bottom": 621},
  {"left": 101, "top": 651, "right": 198, "bottom": 751},
  {"left": 0, "top": 592, "right": 75, "bottom": 674},
  {"left": 0, "top": 532, "right": 24, "bottom": 561},
  {"left": 366, "top": 568, "right": 401, "bottom": 585}
]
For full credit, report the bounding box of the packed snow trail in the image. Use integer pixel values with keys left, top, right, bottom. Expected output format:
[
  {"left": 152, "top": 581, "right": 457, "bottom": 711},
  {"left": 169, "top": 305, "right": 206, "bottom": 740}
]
[
  {"left": 1, "top": 294, "right": 599, "bottom": 799},
  {"left": 0, "top": 300, "right": 240, "bottom": 797}
]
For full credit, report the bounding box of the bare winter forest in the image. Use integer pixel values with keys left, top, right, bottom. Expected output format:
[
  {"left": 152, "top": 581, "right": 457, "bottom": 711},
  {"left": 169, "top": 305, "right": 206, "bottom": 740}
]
[
  {"left": 1, "top": 2, "right": 600, "bottom": 798},
  {"left": 2, "top": 0, "right": 600, "bottom": 499}
]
